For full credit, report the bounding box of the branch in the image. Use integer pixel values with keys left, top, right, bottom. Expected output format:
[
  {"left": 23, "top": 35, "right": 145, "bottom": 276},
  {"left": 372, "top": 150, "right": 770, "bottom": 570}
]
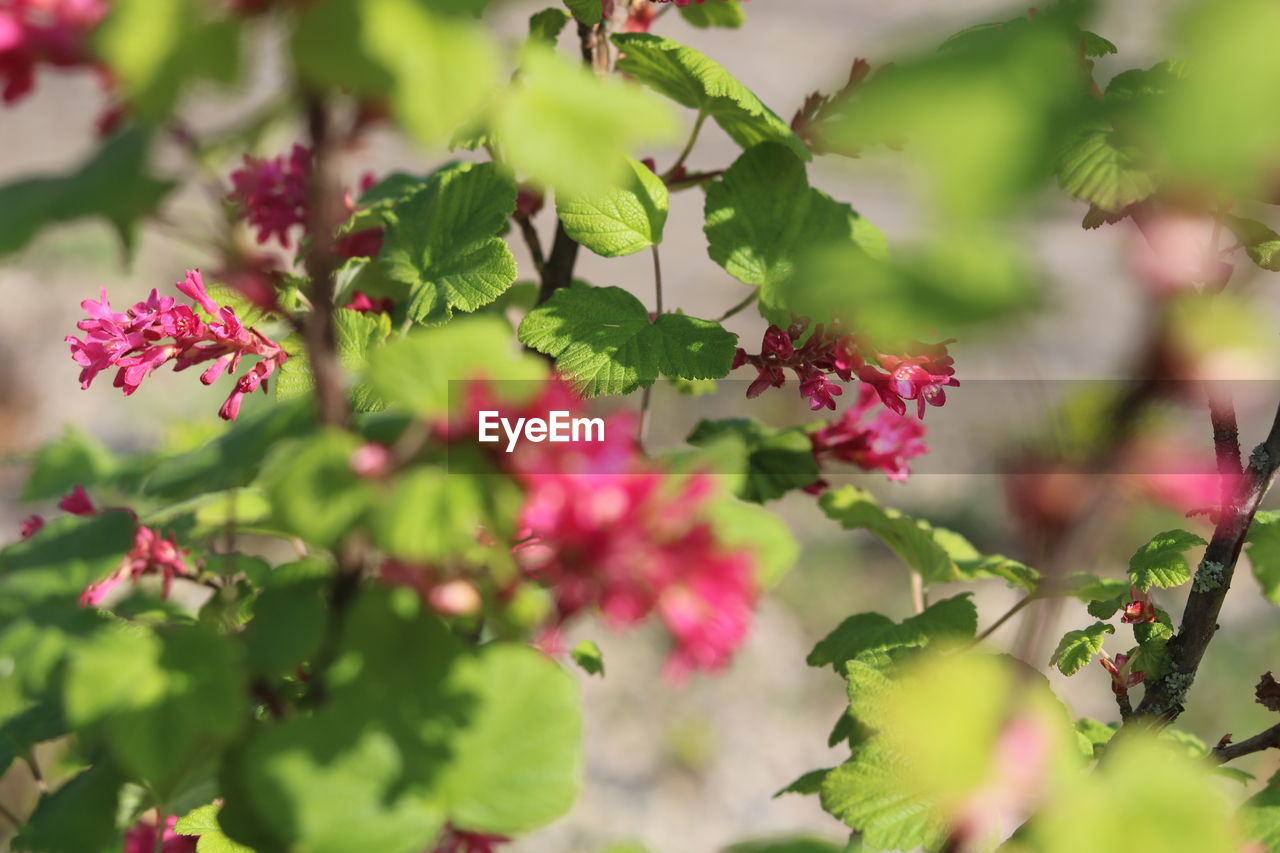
[
  {"left": 1213, "top": 722, "right": 1280, "bottom": 763},
  {"left": 513, "top": 213, "right": 547, "bottom": 281},
  {"left": 1134, "top": 398, "right": 1280, "bottom": 720}
]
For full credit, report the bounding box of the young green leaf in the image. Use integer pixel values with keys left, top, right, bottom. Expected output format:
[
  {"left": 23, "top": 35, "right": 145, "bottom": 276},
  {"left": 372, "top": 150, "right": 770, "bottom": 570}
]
[
  {"left": 260, "top": 429, "right": 376, "bottom": 549},
  {"left": 1249, "top": 511, "right": 1280, "bottom": 604},
  {"left": 818, "top": 486, "right": 959, "bottom": 585},
  {"left": 556, "top": 157, "right": 669, "bottom": 257},
  {"left": 1056, "top": 123, "right": 1157, "bottom": 212},
  {"left": 1127, "top": 529, "right": 1207, "bottom": 591},
  {"left": 686, "top": 418, "right": 821, "bottom": 503},
  {"left": 379, "top": 161, "right": 519, "bottom": 326},
  {"left": 562, "top": 0, "right": 601, "bottom": 25},
  {"left": 173, "top": 803, "right": 257, "bottom": 853},
  {"left": 518, "top": 285, "right": 737, "bottom": 396},
  {"left": 1050, "top": 621, "right": 1114, "bottom": 676},
  {"left": 679, "top": 0, "right": 746, "bottom": 29},
  {"left": 611, "top": 34, "right": 808, "bottom": 161},
  {"left": 529, "top": 7, "right": 571, "bottom": 44},
  {"left": 11, "top": 763, "right": 124, "bottom": 853},
  {"left": 571, "top": 640, "right": 605, "bottom": 677}
]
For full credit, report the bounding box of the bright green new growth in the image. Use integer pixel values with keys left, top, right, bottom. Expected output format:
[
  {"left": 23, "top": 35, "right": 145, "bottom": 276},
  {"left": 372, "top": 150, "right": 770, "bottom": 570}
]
[
  {"left": 1127, "top": 529, "right": 1208, "bottom": 591},
  {"left": 1050, "top": 621, "right": 1114, "bottom": 676},
  {"left": 556, "top": 157, "right": 669, "bottom": 257},
  {"left": 518, "top": 285, "right": 737, "bottom": 396}
]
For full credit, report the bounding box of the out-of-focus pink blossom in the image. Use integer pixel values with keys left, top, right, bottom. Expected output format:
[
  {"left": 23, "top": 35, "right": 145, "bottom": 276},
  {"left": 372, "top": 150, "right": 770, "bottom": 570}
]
[
  {"left": 349, "top": 442, "right": 393, "bottom": 478},
  {"left": 1130, "top": 207, "right": 1232, "bottom": 296},
  {"left": 808, "top": 383, "right": 929, "bottom": 489},
  {"left": 67, "top": 269, "right": 288, "bottom": 421},
  {"left": 433, "top": 827, "right": 508, "bottom": 853},
  {"left": 228, "top": 144, "right": 311, "bottom": 248},
  {"left": 344, "top": 291, "right": 394, "bottom": 314},
  {"left": 123, "top": 815, "right": 197, "bottom": 853},
  {"left": 19, "top": 514, "right": 44, "bottom": 539},
  {"left": 0, "top": 0, "right": 107, "bottom": 105},
  {"left": 79, "top": 523, "right": 193, "bottom": 607},
  {"left": 57, "top": 484, "right": 96, "bottom": 516}
]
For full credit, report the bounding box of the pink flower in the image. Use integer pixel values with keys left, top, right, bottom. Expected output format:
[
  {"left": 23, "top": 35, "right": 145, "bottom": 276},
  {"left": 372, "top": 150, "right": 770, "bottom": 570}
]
[
  {"left": 1100, "top": 651, "right": 1145, "bottom": 694},
  {"left": 809, "top": 383, "right": 929, "bottom": 487},
  {"left": 856, "top": 340, "right": 958, "bottom": 419},
  {"left": 67, "top": 269, "right": 288, "bottom": 421},
  {"left": 228, "top": 144, "right": 311, "bottom": 248},
  {"left": 80, "top": 524, "right": 193, "bottom": 607},
  {"left": 1120, "top": 585, "right": 1157, "bottom": 625},
  {"left": 349, "top": 442, "right": 393, "bottom": 478},
  {"left": 0, "top": 0, "right": 107, "bottom": 105},
  {"left": 57, "top": 484, "right": 96, "bottom": 516},
  {"left": 433, "top": 827, "right": 508, "bottom": 853},
  {"left": 344, "top": 291, "right": 394, "bottom": 314},
  {"left": 19, "top": 514, "right": 43, "bottom": 539},
  {"left": 123, "top": 815, "right": 197, "bottom": 853}
]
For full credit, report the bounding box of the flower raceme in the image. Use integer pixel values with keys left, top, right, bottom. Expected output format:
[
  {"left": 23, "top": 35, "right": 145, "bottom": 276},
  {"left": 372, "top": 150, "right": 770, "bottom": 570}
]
[
  {"left": 808, "top": 383, "right": 929, "bottom": 488},
  {"left": 122, "top": 815, "right": 197, "bottom": 853},
  {"left": 67, "top": 269, "right": 288, "bottom": 421},
  {"left": 732, "top": 317, "right": 958, "bottom": 418},
  {"left": 0, "top": 0, "right": 107, "bottom": 105}
]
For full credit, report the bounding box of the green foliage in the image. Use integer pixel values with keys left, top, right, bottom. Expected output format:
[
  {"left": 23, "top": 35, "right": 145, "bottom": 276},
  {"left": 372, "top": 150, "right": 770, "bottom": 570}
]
[
  {"left": 494, "top": 46, "right": 678, "bottom": 195},
  {"left": 612, "top": 34, "right": 808, "bottom": 161},
  {"left": 1127, "top": 529, "right": 1207, "bottom": 591},
  {"left": 378, "top": 162, "right": 519, "bottom": 326},
  {"left": 518, "top": 285, "right": 736, "bottom": 396},
  {"left": 807, "top": 595, "right": 977, "bottom": 674},
  {"left": 686, "top": 418, "right": 821, "bottom": 503},
  {"left": 679, "top": 0, "right": 746, "bottom": 29},
  {"left": 1243, "top": 770, "right": 1280, "bottom": 852},
  {"left": 242, "top": 574, "right": 327, "bottom": 677},
  {"left": 96, "top": 0, "right": 240, "bottom": 118},
  {"left": 0, "top": 127, "right": 173, "bottom": 259},
  {"left": 1056, "top": 123, "right": 1158, "bottom": 212},
  {"left": 529, "top": 8, "right": 571, "bottom": 45},
  {"left": 704, "top": 143, "right": 884, "bottom": 322},
  {"left": 704, "top": 496, "right": 800, "bottom": 589},
  {"left": 1248, "top": 512, "right": 1280, "bottom": 604},
  {"left": 1049, "top": 621, "right": 1113, "bottom": 676},
  {"left": 1226, "top": 217, "right": 1280, "bottom": 272},
  {"left": 261, "top": 429, "right": 376, "bottom": 549},
  {"left": 562, "top": 0, "right": 601, "bottom": 25},
  {"left": 20, "top": 427, "right": 118, "bottom": 502},
  {"left": 12, "top": 762, "right": 124, "bottom": 853},
  {"left": 556, "top": 157, "right": 669, "bottom": 258},
  {"left": 174, "top": 803, "right": 257, "bottom": 853},
  {"left": 571, "top": 640, "right": 605, "bottom": 676},
  {"left": 372, "top": 467, "right": 521, "bottom": 565},
  {"left": 275, "top": 309, "right": 391, "bottom": 411},
  {"left": 0, "top": 512, "right": 137, "bottom": 609}
]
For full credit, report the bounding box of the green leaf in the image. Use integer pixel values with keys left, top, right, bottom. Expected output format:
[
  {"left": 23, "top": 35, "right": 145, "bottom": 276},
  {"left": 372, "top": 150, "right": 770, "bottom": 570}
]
[
  {"left": 494, "top": 46, "right": 678, "bottom": 195},
  {"left": 1063, "top": 572, "right": 1131, "bottom": 603},
  {"left": 723, "top": 838, "right": 845, "bottom": 853},
  {"left": 1056, "top": 123, "right": 1157, "bottom": 212},
  {"left": 1127, "top": 529, "right": 1207, "bottom": 591},
  {"left": 378, "top": 161, "right": 519, "bottom": 326},
  {"left": 1244, "top": 769, "right": 1280, "bottom": 852},
  {"left": 1081, "top": 31, "right": 1118, "bottom": 56},
  {"left": 0, "top": 512, "right": 137, "bottom": 611},
  {"left": 556, "top": 157, "right": 669, "bottom": 257},
  {"left": 1226, "top": 216, "right": 1280, "bottom": 272},
  {"left": 0, "top": 698, "right": 66, "bottom": 778},
  {"left": 12, "top": 762, "right": 124, "bottom": 853},
  {"left": 1075, "top": 717, "right": 1118, "bottom": 758},
  {"left": 704, "top": 496, "right": 799, "bottom": 589},
  {"left": 293, "top": 0, "right": 498, "bottom": 146},
  {"left": 820, "top": 739, "right": 945, "bottom": 851},
  {"left": 571, "top": 640, "right": 605, "bottom": 676},
  {"left": 96, "top": 0, "right": 239, "bottom": 118},
  {"left": 562, "top": 0, "right": 601, "bottom": 25},
  {"left": 931, "top": 528, "right": 1039, "bottom": 591},
  {"left": 1049, "top": 621, "right": 1114, "bottom": 676},
  {"left": 0, "top": 127, "right": 173, "bottom": 259},
  {"left": 372, "top": 467, "right": 521, "bottom": 565},
  {"left": 818, "top": 486, "right": 959, "bottom": 585},
  {"left": 174, "top": 803, "right": 258, "bottom": 853},
  {"left": 64, "top": 624, "right": 246, "bottom": 797},
  {"left": 260, "top": 429, "right": 375, "bottom": 550},
  {"left": 518, "top": 285, "right": 736, "bottom": 396},
  {"left": 774, "top": 768, "right": 830, "bottom": 798},
  {"left": 529, "top": 7, "right": 571, "bottom": 44},
  {"left": 1249, "top": 512, "right": 1280, "bottom": 604},
  {"left": 366, "top": 317, "right": 547, "bottom": 418},
  {"left": 21, "top": 427, "right": 118, "bottom": 502},
  {"left": 704, "top": 143, "right": 883, "bottom": 321},
  {"left": 686, "top": 418, "right": 821, "bottom": 503},
  {"left": 807, "top": 595, "right": 977, "bottom": 673},
  {"left": 276, "top": 309, "right": 390, "bottom": 411},
  {"left": 679, "top": 0, "right": 746, "bottom": 29},
  {"left": 611, "top": 34, "right": 808, "bottom": 161},
  {"left": 243, "top": 577, "right": 327, "bottom": 677}
]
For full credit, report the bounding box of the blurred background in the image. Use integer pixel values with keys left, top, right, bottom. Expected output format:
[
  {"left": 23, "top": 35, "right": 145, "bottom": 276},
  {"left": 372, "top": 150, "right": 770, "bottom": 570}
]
[{"left": 5, "top": 0, "right": 1280, "bottom": 850}]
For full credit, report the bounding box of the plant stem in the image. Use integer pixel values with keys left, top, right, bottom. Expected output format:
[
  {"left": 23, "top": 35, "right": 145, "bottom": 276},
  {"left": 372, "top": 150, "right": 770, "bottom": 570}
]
[
  {"left": 514, "top": 214, "right": 547, "bottom": 281},
  {"left": 0, "top": 800, "right": 20, "bottom": 829},
  {"left": 664, "top": 110, "right": 707, "bottom": 181},
  {"left": 971, "top": 595, "right": 1033, "bottom": 645},
  {"left": 651, "top": 244, "right": 664, "bottom": 315},
  {"left": 1213, "top": 721, "right": 1280, "bottom": 763},
  {"left": 909, "top": 573, "right": 925, "bottom": 615},
  {"left": 715, "top": 290, "right": 759, "bottom": 322},
  {"left": 23, "top": 752, "right": 45, "bottom": 794},
  {"left": 638, "top": 245, "right": 664, "bottom": 445}
]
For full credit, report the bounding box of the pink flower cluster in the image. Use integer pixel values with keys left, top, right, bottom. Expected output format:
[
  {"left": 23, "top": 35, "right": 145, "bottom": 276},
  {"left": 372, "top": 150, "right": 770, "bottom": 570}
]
[
  {"left": 0, "top": 0, "right": 107, "bottom": 104},
  {"left": 123, "top": 815, "right": 197, "bottom": 853},
  {"left": 440, "top": 381, "right": 761, "bottom": 679},
  {"left": 227, "top": 144, "right": 383, "bottom": 258},
  {"left": 808, "top": 383, "right": 929, "bottom": 488},
  {"left": 18, "top": 486, "right": 194, "bottom": 607},
  {"left": 733, "top": 317, "right": 958, "bottom": 418},
  {"left": 433, "top": 827, "right": 507, "bottom": 853},
  {"left": 67, "top": 269, "right": 288, "bottom": 421}
]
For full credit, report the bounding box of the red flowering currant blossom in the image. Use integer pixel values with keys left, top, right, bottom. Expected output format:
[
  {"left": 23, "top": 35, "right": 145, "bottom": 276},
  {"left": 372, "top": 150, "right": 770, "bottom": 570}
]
[
  {"left": 19, "top": 514, "right": 43, "bottom": 538},
  {"left": 1099, "top": 651, "right": 1145, "bottom": 695},
  {"left": 123, "top": 815, "right": 198, "bottom": 853},
  {"left": 733, "top": 317, "right": 959, "bottom": 417},
  {"left": 0, "top": 0, "right": 107, "bottom": 104},
  {"left": 79, "top": 522, "right": 194, "bottom": 608},
  {"left": 1120, "top": 584, "right": 1158, "bottom": 625},
  {"left": 807, "top": 383, "right": 929, "bottom": 490},
  {"left": 67, "top": 269, "right": 289, "bottom": 421},
  {"left": 433, "top": 827, "right": 508, "bottom": 853},
  {"left": 344, "top": 290, "right": 394, "bottom": 314}
]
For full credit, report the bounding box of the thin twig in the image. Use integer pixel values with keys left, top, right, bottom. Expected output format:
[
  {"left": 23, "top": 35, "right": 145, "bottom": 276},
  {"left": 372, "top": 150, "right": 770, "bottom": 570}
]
[
  {"left": 664, "top": 110, "right": 707, "bottom": 180},
  {"left": 970, "top": 595, "right": 1033, "bottom": 645},
  {"left": 514, "top": 214, "right": 547, "bottom": 281},
  {"left": 1213, "top": 721, "right": 1280, "bottom": 763},
  {"left": 715, "top": 290, "right": 758, "bottom": 323},
  {"left": 0, "top": 799, "right": 20, "bottom": 829},
  {"left": 909, "top": 573, "right": 925, "bottom": 615},
  {"left": 650, "top": 244, "right": 664, "bottom": 315},
  {"left": 23, "top": 751, "right": 45, "bottom": 794}
]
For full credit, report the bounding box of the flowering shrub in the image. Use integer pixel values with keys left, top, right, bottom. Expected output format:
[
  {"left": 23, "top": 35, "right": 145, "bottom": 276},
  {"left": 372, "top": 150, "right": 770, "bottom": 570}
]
[{"left": 5, "top": 1, "right": 1280, "bottom": 852}]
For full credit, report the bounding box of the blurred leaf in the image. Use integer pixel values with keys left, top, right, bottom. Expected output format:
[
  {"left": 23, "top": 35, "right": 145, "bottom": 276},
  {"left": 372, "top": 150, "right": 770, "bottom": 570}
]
[
  {"left": 612, "top": 34, "right": 807, "bottom": 160},
  {"left": 0, "top": 512, "right": 137, "bottom": 611},
  {"left": 806, "top": 594, "right": 976, "bottom": 674},
  {"left": 1226, "top": 216, "right": 1280, "bottom": 272},
  {"left": 372, "top": 467, "right": 520, "bottom": 565},
  {"left": 366, "top": 317, "right": 547, "bottom": 417},
  {"left": 679, "top": 0, "right": 745, "bottom": 29},
  {"left": 774, "top": 768, "right": 830, "bottom": 798},
  {"left": 571, "top": 640, "right": 605, "bottom": 676},
  {"left": 704, "top": 496, "right": 799, "bottom": 589},
  {"left": 0, "top": 697, "right": 66, "bottom": 777},
  {"left": 1050, "top": 621, "right": 1113, "bottom": 676},
  {"left": 379, "top": 161, "right": 518, "bottom": 326},
  {"left": 243, "top": 577, "right": 326, "bottom": 677},
  {"left": 0, "top": 127, "right": 173, "bottom": 259},
  {"left": 21, "top": 427, "right": 118, "bottom": 502},
  {"left": 261, "top": 429, "right": 375, "bottom": 549},
  {"left": 723, "top": 838, "right": 847, "bottom": 853},
  {"left": 174, "top": 803, "right": 257, "bottom": 853},
  {"left": 557, "top": 157, "right": 668, "bottom": 257},
  {"left": 65, "top": 623, "right": 246, "bottom": 798},
  {"left": 1081, "top": 31, "right": 1118, "bottom": 57},
  {"left": 704, "top": 142, "right": 884, "bottom": 322},
  {"left": 519, "top": 285, "right": 736, "bottom": 396},
  {"left": 96, "top": 0, "right": 239, "bottom": 118},
  {"left": 1056, "top": 123, "right": 1157, "bottom": 212},
  {"left": 529, "top": 7, "right": 571, "bottom": 44},
  {"left": 687, "top": 418, "right": 820, "bottom": 503},
  {"left": 562, "top": 0, "right": 600, "bottom": 25},
  {"left": 294, "top": 0, "right": 498, "bottom": 145},
  {"left": 1128, "top": 529, "right": 1206, "bottom": 591},
  {"left": 1248, "top": 512, "right": 1280, "bottom": 604},
  {"left": 275, "top": 310, "right": 390, "bottom": 412},
  {"left": 494, "top": 46, "right": 677, "bottom": 195},
  {"left": 1075, "top": 717, "right": 1118, "bottom": 759},
  {"left": 11, "top": 762, "right": 124, "bottom": 853},
  {"left": 931, "top": 528, "right": 1039, "bottom": 591},
  {"left": 1243, "top": 769, "right": 1280, "bottom": 852}
]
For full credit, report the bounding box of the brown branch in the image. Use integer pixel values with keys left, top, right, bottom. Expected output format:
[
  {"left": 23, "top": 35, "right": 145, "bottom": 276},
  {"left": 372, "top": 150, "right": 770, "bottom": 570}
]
[
  {"left": 1114, "top": 689, "right": 1134, "bottom": 723},
  {"left": 536, "top": 222, "right": 582, "bottom": 306},
  {"left": 1134, "top": 399, "right": 1280, "bottom": 721},
  {"left": 513, "top": 214, "right": 547, "bottom": 281},
  {"left": 1213, "top": 722, "right": 1280, "bottom": 763}
]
